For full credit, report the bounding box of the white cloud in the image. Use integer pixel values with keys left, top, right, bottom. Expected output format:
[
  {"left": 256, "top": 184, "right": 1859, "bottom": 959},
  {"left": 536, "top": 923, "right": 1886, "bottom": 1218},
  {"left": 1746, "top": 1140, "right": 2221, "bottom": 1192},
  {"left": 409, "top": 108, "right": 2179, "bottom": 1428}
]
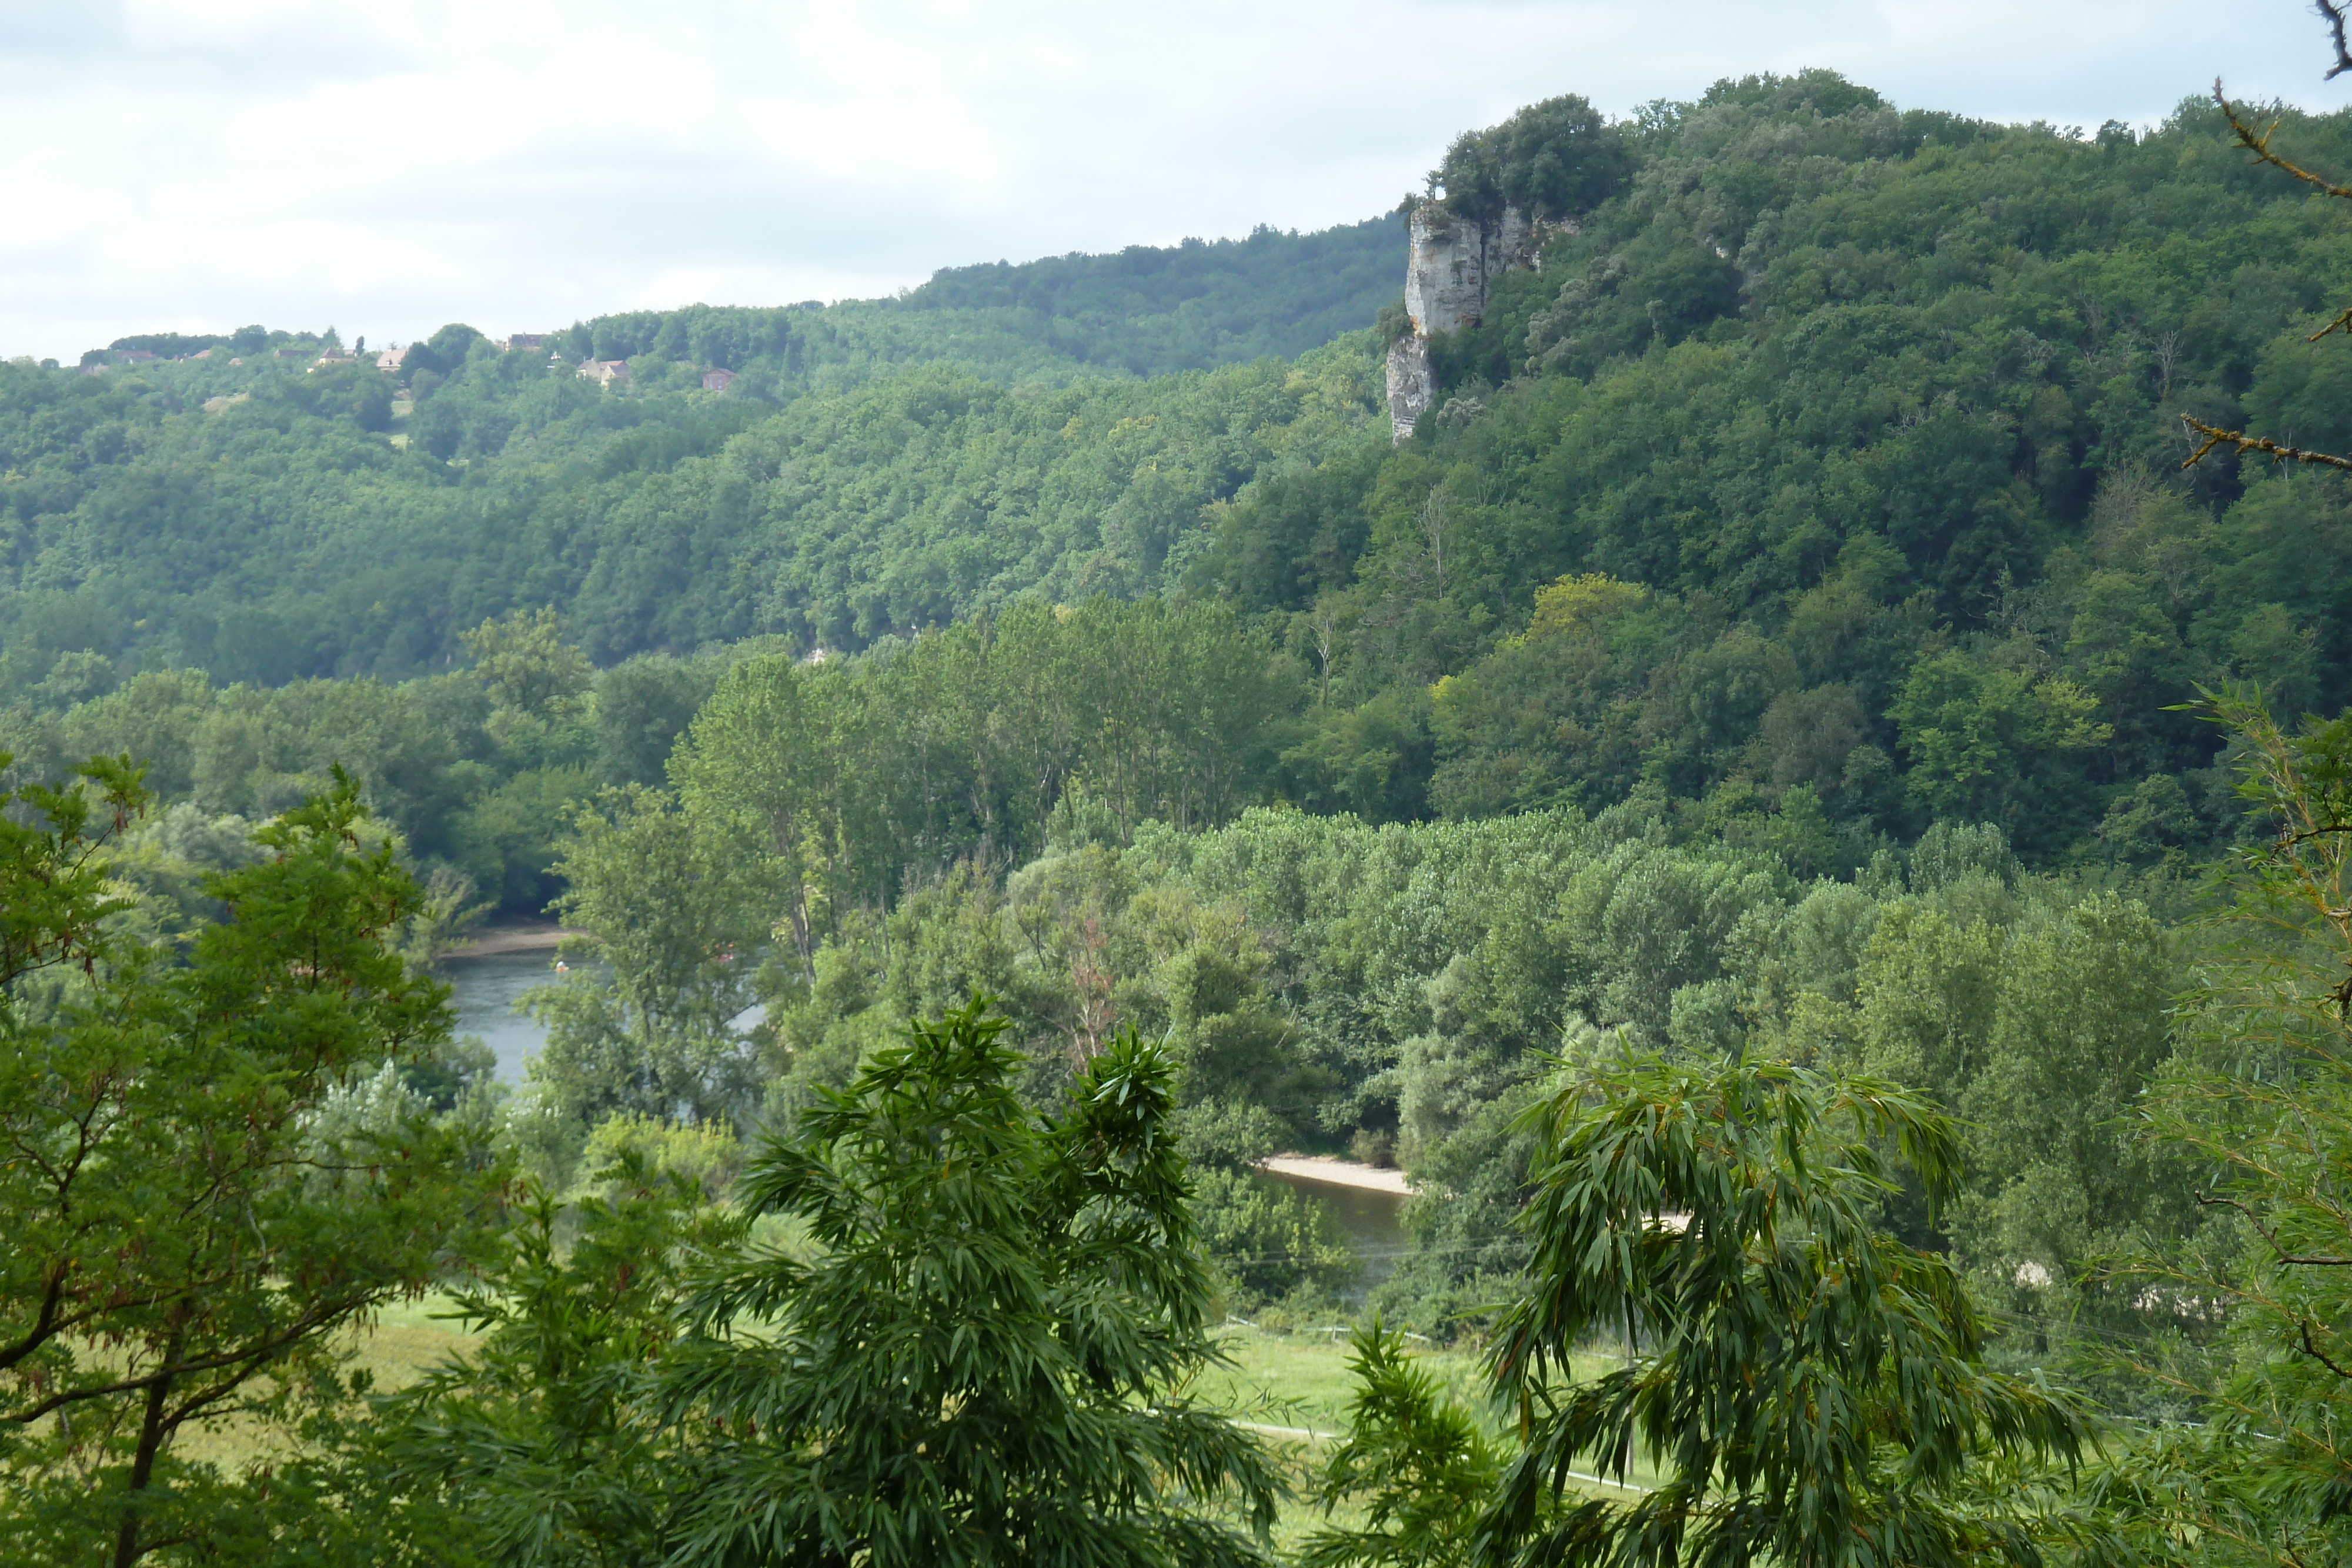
[{"left": 1, "top": 0, "right": 2346, "bottom": 360}]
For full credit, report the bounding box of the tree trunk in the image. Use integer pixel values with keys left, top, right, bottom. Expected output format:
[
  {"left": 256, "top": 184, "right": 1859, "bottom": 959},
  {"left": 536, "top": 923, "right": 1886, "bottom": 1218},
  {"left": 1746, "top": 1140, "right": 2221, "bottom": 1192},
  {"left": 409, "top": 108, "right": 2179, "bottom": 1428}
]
[{"left": 111, "top": 1357, "right": 174, "bottom": 1568}]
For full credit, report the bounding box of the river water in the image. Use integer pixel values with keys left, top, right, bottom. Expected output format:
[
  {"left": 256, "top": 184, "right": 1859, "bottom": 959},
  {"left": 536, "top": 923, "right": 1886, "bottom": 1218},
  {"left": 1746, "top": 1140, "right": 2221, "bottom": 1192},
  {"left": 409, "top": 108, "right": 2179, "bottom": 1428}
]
[
  {"left": 442, "top": 955, "right": 1412, "bottom": 1290},
  {"left": 442, "top": 949, "right": 560, "bottom": 1084},
  {"left": 1251, "top": 1168, "right": 1412, "bottom": 1296}
]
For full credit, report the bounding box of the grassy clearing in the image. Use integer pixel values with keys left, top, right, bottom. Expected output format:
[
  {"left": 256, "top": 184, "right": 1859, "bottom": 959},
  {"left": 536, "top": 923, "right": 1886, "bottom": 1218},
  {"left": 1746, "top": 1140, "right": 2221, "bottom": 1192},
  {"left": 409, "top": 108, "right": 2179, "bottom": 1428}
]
[
  {"left": 1194, "top": 1323, "right": 1486, "bottom": 1435},
  {"left": 1192, "top": 1324, "right": 1485, "bottom": 1553},
  {"left": 350, "top": 1293, "right": 483, "bottom": 1388},
  {"left": 1191, "top": 1325, "right": 1658, "bottom": 1550},
  {"left": 179, "top": 1308, "right": 1655, "bottom": 1551},
  {"left": 1198, "top": 1322, "right": 1652, "bottom": 1456},
  {"left": 167, "top": 1293, "right": 479, "bottom": 1472}
]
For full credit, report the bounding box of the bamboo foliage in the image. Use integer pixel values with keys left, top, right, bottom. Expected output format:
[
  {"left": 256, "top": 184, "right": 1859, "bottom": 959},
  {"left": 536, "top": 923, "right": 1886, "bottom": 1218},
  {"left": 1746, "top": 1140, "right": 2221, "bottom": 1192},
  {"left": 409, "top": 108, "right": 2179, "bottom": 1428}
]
[
  {"left": 1479, "top": 1052, "right": 2117, "bottom": 1568},
  {"left": 2089, "top": 690, "right": 2352, "bottom": 1561}
]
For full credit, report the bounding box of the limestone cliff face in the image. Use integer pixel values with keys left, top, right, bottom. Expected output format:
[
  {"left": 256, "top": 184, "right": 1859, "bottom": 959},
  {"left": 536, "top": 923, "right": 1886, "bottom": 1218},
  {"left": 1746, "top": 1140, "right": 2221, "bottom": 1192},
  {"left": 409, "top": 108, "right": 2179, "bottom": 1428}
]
[{"left": 1384, "top": 202, "right": 1542, "bottom": 443}]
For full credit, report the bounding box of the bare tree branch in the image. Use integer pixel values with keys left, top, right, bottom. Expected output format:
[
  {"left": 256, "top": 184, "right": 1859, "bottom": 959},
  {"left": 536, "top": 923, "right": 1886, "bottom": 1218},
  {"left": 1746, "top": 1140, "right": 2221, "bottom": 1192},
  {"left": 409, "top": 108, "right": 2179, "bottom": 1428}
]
[
  {"left": 2180, "top": 415, "right": 2352, "bottom": 475},
  {"left": 2180, "top": 73, "right": 2352, "bottom": 471},
  {"left": 2197, "top": 1191, "right": 2352, "bottom": 1266},
  {"left": 2213, "top": 82, "right": 2352, "bottom": 196},
  {"left": 2321, "top": 1, "right": 2352, "bottom": 79},
  {"left": 2301, "top": 1320, "right": 2352, "bottom": 1378}
]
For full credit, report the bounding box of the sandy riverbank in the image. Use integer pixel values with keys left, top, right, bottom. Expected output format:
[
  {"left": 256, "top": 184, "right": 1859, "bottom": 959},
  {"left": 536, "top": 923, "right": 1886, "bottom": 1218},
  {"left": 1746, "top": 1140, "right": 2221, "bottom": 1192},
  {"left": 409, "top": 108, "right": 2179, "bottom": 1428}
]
[
  {"left": 439, "top": 924, "right": 587, "bottom": 958},
  {"left": 1255, "top": 1154, "right": 1416, "bottom": 1196}
]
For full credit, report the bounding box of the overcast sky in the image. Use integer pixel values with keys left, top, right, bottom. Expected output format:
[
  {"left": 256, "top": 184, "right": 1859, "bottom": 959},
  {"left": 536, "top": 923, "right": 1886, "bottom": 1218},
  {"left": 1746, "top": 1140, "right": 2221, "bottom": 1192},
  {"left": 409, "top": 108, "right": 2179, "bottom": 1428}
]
[{"left": 4, "top": 0, "right": 2350, "bottom": 362}]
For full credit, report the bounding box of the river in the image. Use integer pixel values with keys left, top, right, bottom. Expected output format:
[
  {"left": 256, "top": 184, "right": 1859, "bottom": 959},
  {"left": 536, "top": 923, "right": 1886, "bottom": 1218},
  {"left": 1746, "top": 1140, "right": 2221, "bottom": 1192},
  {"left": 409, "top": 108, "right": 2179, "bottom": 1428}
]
[
  {"left": 442, "top": 956, "right": 1412, "bottom": 1290},
  {"left": 442, "top": 948, "right": 560, "bottom": 1084},
  {"left": 1251, "top": 1167, "right": 1412, "bottom": 1296}
]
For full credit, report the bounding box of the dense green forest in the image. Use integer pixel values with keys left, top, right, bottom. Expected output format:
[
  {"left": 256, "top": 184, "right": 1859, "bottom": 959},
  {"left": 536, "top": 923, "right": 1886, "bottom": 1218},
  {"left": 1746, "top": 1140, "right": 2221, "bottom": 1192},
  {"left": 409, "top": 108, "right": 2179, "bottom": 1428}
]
[
  {"left": 14, "top": 73, "right": 2352, "bottom": 874},
  {"left": 894, "top": 215, "right": 1403, "bottom": 371},
  {"left": 13, "top": 60, "right": 2352, "bottom": 1567},
  {"left": 0, "top": 217, "right": 1396, "bottom": 683}
]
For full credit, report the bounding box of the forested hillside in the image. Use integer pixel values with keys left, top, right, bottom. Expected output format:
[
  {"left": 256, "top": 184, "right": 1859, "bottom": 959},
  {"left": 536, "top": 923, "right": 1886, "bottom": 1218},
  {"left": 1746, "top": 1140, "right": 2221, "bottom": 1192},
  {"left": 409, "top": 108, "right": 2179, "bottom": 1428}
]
[
  {"left": 894, "top": 215, "right": 1402, "bottom": 370},
  {"left": 1218, "top": 73, "right": 2352, "bottom": 865},
  {"left": 0, "top": 214, "right": 1397, "bottom": 688},
  {"left": 0, "top": 340, "right": 1377, "bottom": 681},
  {"left": 15, "top": 59, "right": 2352, "bottom": 1566},
  {"left": 16, "top": 72, "right": 2352, "bottom": 872}
]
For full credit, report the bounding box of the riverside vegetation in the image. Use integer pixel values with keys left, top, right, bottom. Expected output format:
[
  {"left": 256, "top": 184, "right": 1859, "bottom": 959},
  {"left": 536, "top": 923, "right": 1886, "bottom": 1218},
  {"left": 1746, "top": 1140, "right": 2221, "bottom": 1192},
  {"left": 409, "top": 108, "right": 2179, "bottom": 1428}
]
[{"left": 9, "top": 62, "right": 2352, "bottom": 1567}]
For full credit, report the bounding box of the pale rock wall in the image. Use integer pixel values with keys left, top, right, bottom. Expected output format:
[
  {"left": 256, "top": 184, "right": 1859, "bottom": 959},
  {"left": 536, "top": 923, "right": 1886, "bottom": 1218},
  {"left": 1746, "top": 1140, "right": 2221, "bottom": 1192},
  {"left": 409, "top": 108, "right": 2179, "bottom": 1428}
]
[
  {"left": 1384, "top": 202, "right": 1552, "bottom": 442},
  {"left": 1404, "top": 205, "right": 1491, "bottom": 340},
  {"left": 1486, "top": 206, "right": 1538, "bottom": 287},
  {"left": 1384, "top": 333, "right": 1435, "bottom": 439}
]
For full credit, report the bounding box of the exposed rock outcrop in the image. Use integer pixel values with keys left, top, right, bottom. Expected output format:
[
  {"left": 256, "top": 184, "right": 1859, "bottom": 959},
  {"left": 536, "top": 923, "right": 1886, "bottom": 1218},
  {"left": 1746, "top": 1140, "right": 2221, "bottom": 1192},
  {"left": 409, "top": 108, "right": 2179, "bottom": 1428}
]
[{"left": 1384, "top": 202, "right": 1549, "bottom": 442}]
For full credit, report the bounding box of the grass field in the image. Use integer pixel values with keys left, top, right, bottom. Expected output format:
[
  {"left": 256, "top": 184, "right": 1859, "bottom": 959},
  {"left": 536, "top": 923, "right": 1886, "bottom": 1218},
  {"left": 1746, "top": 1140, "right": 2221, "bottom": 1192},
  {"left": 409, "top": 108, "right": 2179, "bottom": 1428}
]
[
  {"left": 176, "top": 1306, "right": 1654, "bottom": 1548},
  {"left": 326, "top": 1310, "right": 1640, "bottom": 1449},
  {"left": 1199, "top": 1324, "right": 1662, "bottom": 1480},
  {"left": 360, "top": 1292, "right": 483, "bottom": 1369},
  {"left": 1192, "top": 1323, "right": 1657, "bottom": 1550},
  {"left": 169, "top": 1293, "right": 481, "bottom": 1472},
  {"left": 1196, "top": 1323, "right": 1487, "bottom": 1435}
]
